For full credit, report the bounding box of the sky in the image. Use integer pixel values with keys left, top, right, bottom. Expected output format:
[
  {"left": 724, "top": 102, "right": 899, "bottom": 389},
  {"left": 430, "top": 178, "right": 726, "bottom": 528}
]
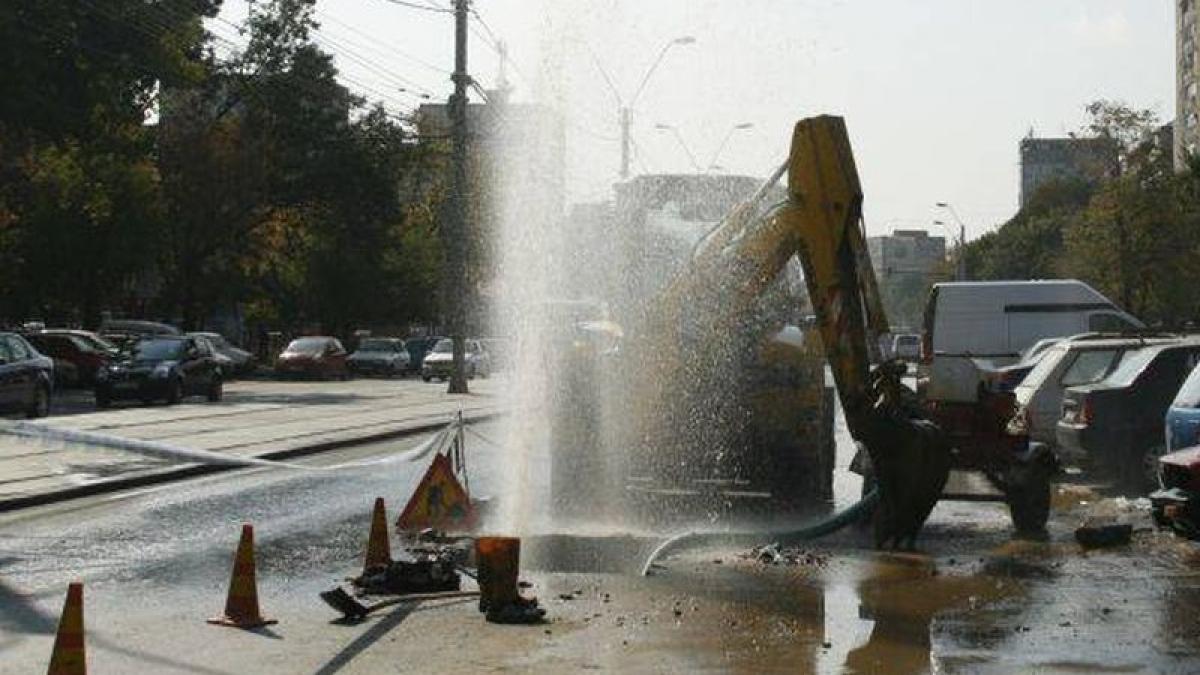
[{"left": 212, "top": 0, "right": 1175, "bottom": 240}]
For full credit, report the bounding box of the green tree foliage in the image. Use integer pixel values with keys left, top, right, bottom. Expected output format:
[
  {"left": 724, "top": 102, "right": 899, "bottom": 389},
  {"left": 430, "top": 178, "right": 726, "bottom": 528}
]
[
  {"left": 0, "top": 0, "right": 219, "bottom": 324},
  {"left": 1, "top": 0, "right": 447, "bottom": 334},
  {"left": 964, "top": 100, "right": 1197, "bottom": 325}
]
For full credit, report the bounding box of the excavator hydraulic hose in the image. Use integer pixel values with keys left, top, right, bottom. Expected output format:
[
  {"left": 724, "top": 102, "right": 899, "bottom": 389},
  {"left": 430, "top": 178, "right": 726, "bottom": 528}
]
[{"left": 639, "top": 487, "right": 880, "bottom": 576}]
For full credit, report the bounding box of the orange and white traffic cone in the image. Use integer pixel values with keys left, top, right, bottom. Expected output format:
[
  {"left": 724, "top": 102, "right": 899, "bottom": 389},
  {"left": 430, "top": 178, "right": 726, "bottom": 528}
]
[
  {"left": 208, "top": 524, "right": 276, "bottom": 629},
  {"left": 363, "top": 497, "right": 392, "bottom": 575},
  {"left": 47, "top": 581, "right": 86, "bottom": 675}
]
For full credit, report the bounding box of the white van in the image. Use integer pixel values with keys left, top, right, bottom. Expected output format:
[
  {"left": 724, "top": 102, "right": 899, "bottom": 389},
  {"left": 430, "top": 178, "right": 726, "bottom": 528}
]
[
  {"left": 922, "top": 281, "right": 1142, "bottom": 365},
  {"left": 920, "top": 280, "right": 1143, "bottom": 402}
]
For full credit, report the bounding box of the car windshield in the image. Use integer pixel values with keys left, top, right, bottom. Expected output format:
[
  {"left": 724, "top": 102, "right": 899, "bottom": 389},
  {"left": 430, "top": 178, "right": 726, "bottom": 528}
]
[
  {"left": 359, "top": 339, "right": 395, "bottom": 352},
  {"left": 1102, "top": 346, "right": 1161, "bottom": 388},
  {"left": 1059, "top": 348, "right": 1122, "bottom": 387},
  {"left": 1019, "top": 338, "right": 1058, "bottom": 365},
  {"left": 77, "top": 334, "right": 117, "bottom": 352},
  {"left": 1016, "top": 345, "right": 1067, "bottom": 391},
  {"left": 432, "top": 339, "right": 453, "bottom": 354},
  {"left": 896, "top": 336, "right": 918, "bottom": 346},
  {"left": 1173, "top": 363, "right": 1200, "bottom": 408},
  {"left": 206, "top": 334, "right": 229, "bottom": 348},
  {"left": 132, "top": 339, "right": 183, "bottom": 360},
  {"left": 285, "top": 338, "right": 328, "bottom": 354}
]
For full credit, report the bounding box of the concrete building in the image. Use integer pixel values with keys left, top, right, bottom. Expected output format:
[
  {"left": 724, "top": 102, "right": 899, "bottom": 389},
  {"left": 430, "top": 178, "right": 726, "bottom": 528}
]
[
  {"left": 867, "top": 229, "right": 947, "bottom": 330},
  {"left": 1018, "top": 136, "right": 1116, "bottom": 207},
  {"left": 1179, "top": 0, "right": 1199, "bottom": 169},
  {"left": 867, "top": 230, "right": 947, "bottom": 282},
  {"left": 610, "top": 174, "right": 785, "bottom": 318}
]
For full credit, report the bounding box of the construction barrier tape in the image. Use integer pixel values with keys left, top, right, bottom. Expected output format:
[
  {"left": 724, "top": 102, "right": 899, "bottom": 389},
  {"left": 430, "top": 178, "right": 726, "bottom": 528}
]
[{"left": 0, "top": 418, "right": 457, "bottom": 472}]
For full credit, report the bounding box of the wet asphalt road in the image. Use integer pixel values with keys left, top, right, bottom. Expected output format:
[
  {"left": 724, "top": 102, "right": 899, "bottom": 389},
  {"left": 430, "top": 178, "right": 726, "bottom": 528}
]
[
  {"left": 3, "top": 402, "right": 1200, "bottom": 672},
  {"left": 0, "top": 425, "right": 510, "bottom": 672}
]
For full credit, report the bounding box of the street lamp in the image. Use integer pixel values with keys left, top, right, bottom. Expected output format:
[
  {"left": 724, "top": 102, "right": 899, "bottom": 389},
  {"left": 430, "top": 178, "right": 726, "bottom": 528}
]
[
  {"left": 654, "top": 123, "right": 701, "bottom": 172},
  {"left": 705, "top": 122, "right": 753, "bottom": 174},
  {"left": 934, "top": 201, "right": 967, "bottom": 280},
  {"left": 617, "top": 35, "right": 697, "bottom": 179}
]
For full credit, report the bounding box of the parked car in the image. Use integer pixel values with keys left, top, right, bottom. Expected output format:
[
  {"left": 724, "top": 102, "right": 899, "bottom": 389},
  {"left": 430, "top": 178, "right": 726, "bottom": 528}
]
[
  {"left": 24, "top": 330, "right": 114, "bottom": 387},
  {"left": 98, "top": 319, "right": 181, "bottom": 349},
  {"left": 1149, "top": 446, "right": 1200, "bottom": 540},
  {"left": 1007, "top": 334, "right": 1180, "bottom": 449},
  {"left": 275, "top": 336, "right": 349, "bottom": 380},
  {"left": 187, "top": 332, "right": 257, "bottom": 377},
  {"left": 891, "top": 333, "right": 921, "bottom": 362},
  {"left": 405, "top": 336, "right": 444, "bottom": 374},
  {"left": 347, "top": 338, "right": 411, "bottom": 377},
  {"left": 94, "top": 335, "right": 224, "bottom": 407},
  {"left": 421, "top": 338, "right": 490, "bottom": 382},
  {"left": 1165, "top": 363, "right": 1200, "bottom": 455},
  {"left": 1057, "top": 340, "right": 1200, "bottom": 490},
  {"left": 983, "top": 336, "right": 1063, "bottom": 394},
  {"left": 0, "top": 332, "right": 54, "bottom": 418}
]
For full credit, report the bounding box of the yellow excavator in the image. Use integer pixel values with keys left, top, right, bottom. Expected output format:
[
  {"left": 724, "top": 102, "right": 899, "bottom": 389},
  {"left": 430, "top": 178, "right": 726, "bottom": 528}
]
[{"left": 555, "top": 115, "right": 1055, "bottom": 548}]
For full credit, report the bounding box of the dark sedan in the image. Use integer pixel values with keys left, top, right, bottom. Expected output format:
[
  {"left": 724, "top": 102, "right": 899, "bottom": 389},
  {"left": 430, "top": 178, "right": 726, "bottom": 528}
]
[
  {"left": 95, "top": 336, "right": 223, "bottom": 407},
  {"left": 1057, "top": 341, "right": 1200, "bottom": 490},
  {"left": 0, "top": 332, "right": 53, "bottom": 418},
  {"left": 188, "top": 332, "right": 257, "bottom": 377}
]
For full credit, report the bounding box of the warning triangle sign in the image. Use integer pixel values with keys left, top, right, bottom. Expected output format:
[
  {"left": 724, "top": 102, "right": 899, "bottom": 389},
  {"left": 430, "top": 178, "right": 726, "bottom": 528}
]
[{"left": 397, "top": 453, "right": 476, "bottom": 532}]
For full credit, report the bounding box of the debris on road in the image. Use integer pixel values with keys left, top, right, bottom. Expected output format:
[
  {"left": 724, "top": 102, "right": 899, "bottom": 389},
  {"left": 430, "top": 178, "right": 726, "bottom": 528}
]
[
  {"left": 352, "top": 540, "right": 466, "bottom": 595},
  {"left": 744, "top": 542, "right": 829, "bottom": 567},
  {"left": 319, "top": 587, "right": 479, "bottom": 622},
  {"left": 1075, "top": 522, "right": 1133, "bottom": 549}
]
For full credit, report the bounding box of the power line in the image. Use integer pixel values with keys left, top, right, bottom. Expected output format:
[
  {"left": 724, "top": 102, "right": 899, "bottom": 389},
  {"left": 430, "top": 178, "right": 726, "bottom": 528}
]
[
  {"left": 317, "top": 11, "right": 451, "bottom": 76},
  {"left": 377, "top": 0, "right": 455, "bottom": 14}
]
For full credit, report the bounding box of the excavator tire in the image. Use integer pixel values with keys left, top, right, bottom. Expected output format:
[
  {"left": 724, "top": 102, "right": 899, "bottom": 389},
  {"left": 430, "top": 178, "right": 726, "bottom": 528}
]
[{"left": 1003, "top": 444, "right": 1057, "bottom": 536}]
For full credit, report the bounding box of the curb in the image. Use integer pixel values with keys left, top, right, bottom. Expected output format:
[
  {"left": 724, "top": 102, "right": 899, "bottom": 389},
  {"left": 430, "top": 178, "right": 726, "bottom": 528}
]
[{"left": 0, "top": 410, "right": 501, "bottom": 513}]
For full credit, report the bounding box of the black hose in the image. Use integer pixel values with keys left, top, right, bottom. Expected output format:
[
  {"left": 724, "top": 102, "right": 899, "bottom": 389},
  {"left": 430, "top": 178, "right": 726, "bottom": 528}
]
[{"left": 639, "top": 487, "right": 879, "bottom": 576}]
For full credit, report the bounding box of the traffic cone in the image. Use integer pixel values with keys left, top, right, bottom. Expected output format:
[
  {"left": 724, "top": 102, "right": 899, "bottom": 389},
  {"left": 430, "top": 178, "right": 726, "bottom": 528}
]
[
  {"left": 363, "top": 497, "right": 392, "bottom": 574},
  {"left": 47, "top": 581, "right": 85, "bottom": 675},
  {"left": 208, "top": 524, "right": 276, "bottom": 629}
]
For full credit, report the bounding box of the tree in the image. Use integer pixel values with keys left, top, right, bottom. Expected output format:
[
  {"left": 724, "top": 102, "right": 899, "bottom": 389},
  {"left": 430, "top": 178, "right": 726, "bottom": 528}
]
[{"left": 0, "top": 0, "right": 219, "bottom": 325}]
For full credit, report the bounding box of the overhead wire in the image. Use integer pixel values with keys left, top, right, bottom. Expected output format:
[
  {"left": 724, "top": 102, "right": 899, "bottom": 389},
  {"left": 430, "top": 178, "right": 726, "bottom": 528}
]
[{"left": 376, "top": 0, "right": 455, "bottom": 14}]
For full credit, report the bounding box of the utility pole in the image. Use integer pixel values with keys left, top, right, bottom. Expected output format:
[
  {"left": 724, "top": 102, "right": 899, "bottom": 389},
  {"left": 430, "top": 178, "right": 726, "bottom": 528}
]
[
  {"left": 446, "top": 0, "right": 470, "bottom": 394},
  {"left": 619, "top": 107, "right": 631, "bottom": 180},
  {"left": 957, "top": 222, "right": 967, "bottom": 281}
]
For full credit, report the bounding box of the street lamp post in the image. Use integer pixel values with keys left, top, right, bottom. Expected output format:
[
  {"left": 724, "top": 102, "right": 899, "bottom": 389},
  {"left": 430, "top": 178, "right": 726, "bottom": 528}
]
[
  {"left": 934, "top": 201, "right": 967, "bottom": 281},
  {"left": 617, "top": 36, "right": 696, "bottom": 180},
  {"left": 654, "top": 123, "right": 701, "bottom": 172},
  {"left": 705, "top": 122, "right": 753, "bottom": 173}
]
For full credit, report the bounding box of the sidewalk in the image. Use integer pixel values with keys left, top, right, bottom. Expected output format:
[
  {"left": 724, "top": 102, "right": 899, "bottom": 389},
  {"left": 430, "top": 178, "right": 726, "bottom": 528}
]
[{"left": 0, "top": 377, "right": 503, "bottom": 511}]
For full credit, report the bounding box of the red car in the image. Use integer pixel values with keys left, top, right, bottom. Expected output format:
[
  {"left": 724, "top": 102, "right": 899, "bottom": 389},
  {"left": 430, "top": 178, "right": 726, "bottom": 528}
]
[
  {"left": 275, "top": 336, "right": 349, "bottom": 380},
  {"left": 24, "top": 330, "right": 116, "bottom": 387}
]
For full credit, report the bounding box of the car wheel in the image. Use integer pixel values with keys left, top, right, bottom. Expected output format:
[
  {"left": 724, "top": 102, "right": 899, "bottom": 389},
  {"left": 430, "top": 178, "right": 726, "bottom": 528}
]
[
  {"left": 26, "top": 384, "right": 50, "bottom": 419},
  {"left": 207, "top": 378, "right": 224, "bottom": 402},
  {"left": 422, "top": 375, "right": 432, "bottom": 382},
  {"left": 165, "top": 378, "right": 183, "bottom": 405},
  {"left": 1141, "top": 445, "right": 1167, "bottom": 491}
]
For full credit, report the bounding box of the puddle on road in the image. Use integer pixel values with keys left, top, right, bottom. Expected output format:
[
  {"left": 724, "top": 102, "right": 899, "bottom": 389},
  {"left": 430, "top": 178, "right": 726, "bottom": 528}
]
[{"left": 523, "top": 533, "right": 1022, "bottom": 673}]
